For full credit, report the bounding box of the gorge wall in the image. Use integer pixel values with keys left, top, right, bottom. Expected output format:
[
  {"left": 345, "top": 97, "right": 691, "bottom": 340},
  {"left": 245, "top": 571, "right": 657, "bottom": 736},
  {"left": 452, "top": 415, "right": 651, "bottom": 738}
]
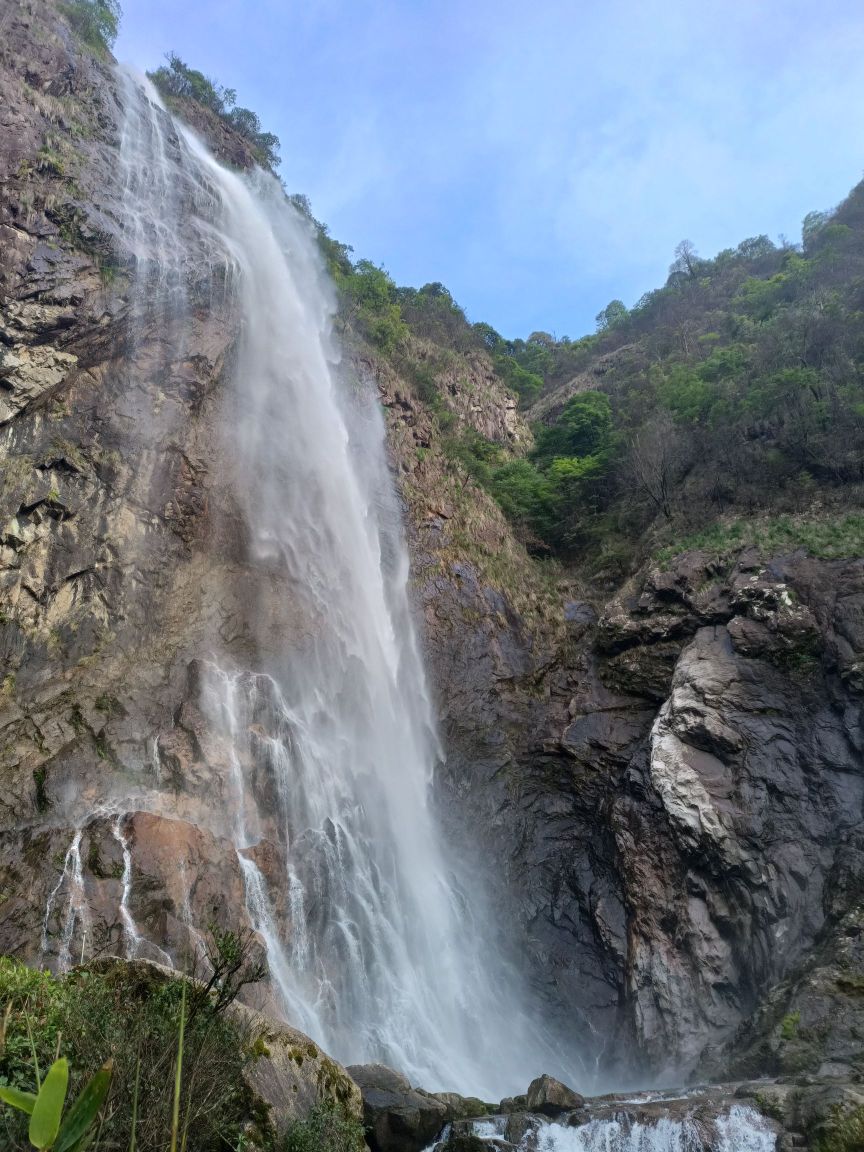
[{"left": 1, "top": 0, "right": 863, "bottom": 1096}]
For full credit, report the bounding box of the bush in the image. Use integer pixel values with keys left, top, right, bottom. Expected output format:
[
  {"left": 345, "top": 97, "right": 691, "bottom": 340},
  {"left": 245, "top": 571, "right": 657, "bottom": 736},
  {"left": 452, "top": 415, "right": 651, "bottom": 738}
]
[
  {"left": 0, "top": 956, "right": 262, "bottom": 1151},
  {"left": 281, "top": 1100, "right": 366, "bottom": 1152},
  {"left": 60, "top": 0, "right": 120, "bottom": 52},
  {"left": 149, "top": 54, "right": 281, "bottom": 170}
]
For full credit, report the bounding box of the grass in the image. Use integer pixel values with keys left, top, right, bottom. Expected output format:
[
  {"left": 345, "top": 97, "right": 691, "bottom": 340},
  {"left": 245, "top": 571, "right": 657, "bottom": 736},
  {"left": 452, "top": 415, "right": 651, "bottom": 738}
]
[{"left": 655, "top": 513, "right": 864, "bottom": 568}]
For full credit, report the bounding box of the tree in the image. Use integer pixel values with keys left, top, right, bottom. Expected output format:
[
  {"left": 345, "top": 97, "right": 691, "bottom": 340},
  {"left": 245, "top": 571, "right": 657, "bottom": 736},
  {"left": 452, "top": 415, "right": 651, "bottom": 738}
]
[
  {"left": 669, "top": 239, "right": 700, "bottom": 281},
  {"left": 628, "top": 414, "right": 686, "bottom": 519},
  {"left": 595, "top": 299, "right": 628, "bottom": 332},
  {"left": 62, "top": 0, "right": 121, "bottom": 50}
]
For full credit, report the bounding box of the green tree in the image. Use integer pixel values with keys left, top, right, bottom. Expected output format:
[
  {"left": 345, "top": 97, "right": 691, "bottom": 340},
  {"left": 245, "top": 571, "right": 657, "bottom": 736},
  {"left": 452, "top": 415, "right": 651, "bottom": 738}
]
[
  {"left": 595, "top": 299, "right": 628, "bottom": 332},
  {"left": 61, "top": 0, "right": 121, "bottom": 50}
]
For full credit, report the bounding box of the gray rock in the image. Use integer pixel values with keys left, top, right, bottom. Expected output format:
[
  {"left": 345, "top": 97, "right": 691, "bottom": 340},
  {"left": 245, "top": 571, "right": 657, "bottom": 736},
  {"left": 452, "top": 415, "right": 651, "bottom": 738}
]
[{"left": 525, "top": 1074, "right": 584, "bottom": 1115}]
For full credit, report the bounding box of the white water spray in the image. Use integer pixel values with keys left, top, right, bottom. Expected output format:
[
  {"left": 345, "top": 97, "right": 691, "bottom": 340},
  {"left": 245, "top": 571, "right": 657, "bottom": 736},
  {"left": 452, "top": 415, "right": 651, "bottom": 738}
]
[
  {"left": 113, "top": 70, "right": 574, "bottom": 1098},
  {"left": 435, "top": 1105, "right": 776, "bottom": 1152}
]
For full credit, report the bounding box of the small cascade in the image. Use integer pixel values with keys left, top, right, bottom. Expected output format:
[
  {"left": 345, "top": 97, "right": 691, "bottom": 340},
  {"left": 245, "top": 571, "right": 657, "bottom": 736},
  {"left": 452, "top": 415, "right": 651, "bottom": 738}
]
[
  {"left": 434, "top": 1105, "right": 776, "bottom": 1152},
  {"left": 112, "top": 816, "right": 141, "bottom": 959},
  {"left": 41, "top": 830, "right": 90, "bottom": 971}
]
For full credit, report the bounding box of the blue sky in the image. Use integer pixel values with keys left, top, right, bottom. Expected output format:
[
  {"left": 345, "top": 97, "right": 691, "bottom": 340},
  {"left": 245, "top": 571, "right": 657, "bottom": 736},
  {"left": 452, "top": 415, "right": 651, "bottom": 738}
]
[{"left": 116, "top": 0, "right": 864, "bottom": 340}]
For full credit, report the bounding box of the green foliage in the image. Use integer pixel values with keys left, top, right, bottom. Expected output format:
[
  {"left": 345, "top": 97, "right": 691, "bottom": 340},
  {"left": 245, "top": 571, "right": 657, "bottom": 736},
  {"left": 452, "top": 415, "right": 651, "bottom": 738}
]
[
  {"left": 280, "top": 1100, "right": 366, "bottom": 1152},
  {"left": 486, "top": 460, "right": 555, "bottom": 541},
  {"left": 0, "top": 1048, "right": 112, "bottom": 1152},
  {"left": 28, "top": 1058, "right": 67, "bottom": 1149},
  {"left": 60, "top": 0, "right": 120, "bottom": 52},
  {"left": 780, "top": 1011, "right": 801, "bottom": 1040},
  {"left": 533, "top": 392, "right": 613, "bottom": 462},
  {"left": 148, "top": 54, "right": 281, "bottom": 170},
  {"left": 337, "top": 261, "right": 408, "bottom": 352},
  {"left": 655, "top": 514, "right": 864, "bottom": 568},
  {"left": 493, "top": 355, "right": 543, "bottom": 406},
  {"left": 595, "top": 299, "right": 628, "bottom": 332},
  {"left": 0, "top": 957, "right": 261, "bottom": 1151},
  {"left": 813, "top": 1105, "right": 864, "bottom": 1152}
]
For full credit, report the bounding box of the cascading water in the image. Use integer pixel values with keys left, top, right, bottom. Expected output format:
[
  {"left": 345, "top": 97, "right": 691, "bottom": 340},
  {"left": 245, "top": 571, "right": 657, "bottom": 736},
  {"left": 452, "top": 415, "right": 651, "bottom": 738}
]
[
  {"left": 113, "top": 71, "right": 573, "bottom": 1098},
  {"left": 429, "top": 1105, "right": 777, "bottom": 1152}
]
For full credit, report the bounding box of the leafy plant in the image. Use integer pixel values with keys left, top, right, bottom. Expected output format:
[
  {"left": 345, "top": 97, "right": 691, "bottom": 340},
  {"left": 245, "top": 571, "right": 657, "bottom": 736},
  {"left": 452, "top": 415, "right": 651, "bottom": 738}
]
[{"left": 0, "top": 1054, "right": 112, "bottom": 1151}]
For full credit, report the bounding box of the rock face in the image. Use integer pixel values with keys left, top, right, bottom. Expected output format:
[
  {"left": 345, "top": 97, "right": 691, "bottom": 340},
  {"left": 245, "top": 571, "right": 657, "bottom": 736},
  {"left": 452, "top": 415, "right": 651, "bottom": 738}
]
[{"left": 0, "top": 0, "right": 862, "bottom": 1098}]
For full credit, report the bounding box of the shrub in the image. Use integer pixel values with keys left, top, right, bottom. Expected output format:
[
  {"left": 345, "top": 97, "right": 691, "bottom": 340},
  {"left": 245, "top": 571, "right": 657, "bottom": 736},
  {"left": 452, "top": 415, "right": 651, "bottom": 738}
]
[
  {"left": 280, "top": 1100, "right": 366, "bottom": 1152},
  {"left": 148, "top": 54, "right": 281, "bottom": 170},
  {"left": 0, "top": 956, "right": 261, "bottom": 1151},
  {"left": 60, "top": 0, "right": 120, "bottom": 52}
]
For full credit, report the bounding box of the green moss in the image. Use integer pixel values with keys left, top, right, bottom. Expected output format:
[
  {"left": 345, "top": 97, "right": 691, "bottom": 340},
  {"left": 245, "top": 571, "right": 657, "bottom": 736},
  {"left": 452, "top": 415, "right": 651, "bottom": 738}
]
[
  {"left": 780, "top": 1010, "right": 801, "bottom": 1039},
  {"left": 752, "top": 1090, "right": 786, "bottom": 1123},
  {"left": 33, "top": 765, "right": 49, "bottom": 812}
]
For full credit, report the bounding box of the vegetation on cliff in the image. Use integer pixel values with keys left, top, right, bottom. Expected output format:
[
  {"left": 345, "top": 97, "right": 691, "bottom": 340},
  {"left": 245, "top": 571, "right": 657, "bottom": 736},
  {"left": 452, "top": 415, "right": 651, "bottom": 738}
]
[
  {"left": 60, "top": 0, "right": 120, "bottom": 53},
  {"left": 0, "top": 956, "right": 365, "bottom": 1151},
  {"left": 148, "top": 55, "right": 281, "bottom": 171},
  {"left": 121, "top": 32, "right": 864, "bottom": 582}
]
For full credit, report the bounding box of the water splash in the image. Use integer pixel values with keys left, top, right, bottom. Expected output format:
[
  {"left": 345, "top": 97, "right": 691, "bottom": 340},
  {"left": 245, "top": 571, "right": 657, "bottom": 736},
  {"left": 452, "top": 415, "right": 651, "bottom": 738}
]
[
  {"left": 112, "top": 69, "right": 575, "bottom": 1098},
  {"left": 443, "top": 1105, "right": 777, "bottom": 1152}
]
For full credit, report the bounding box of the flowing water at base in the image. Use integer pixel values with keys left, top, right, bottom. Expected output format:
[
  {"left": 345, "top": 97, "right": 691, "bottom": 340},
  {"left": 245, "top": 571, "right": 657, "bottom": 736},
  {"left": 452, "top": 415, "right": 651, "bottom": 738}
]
[{"left": 430, "top": 1105, "right": 776, "bottom": 1152}]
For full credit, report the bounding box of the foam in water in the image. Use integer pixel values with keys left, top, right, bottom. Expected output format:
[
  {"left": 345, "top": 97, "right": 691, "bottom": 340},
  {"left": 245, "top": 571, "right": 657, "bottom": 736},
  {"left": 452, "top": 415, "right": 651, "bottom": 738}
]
[
  {"left": 113, "top": 70, "right": 575, "bottom": 1098},
  {"left": 455, "top": 1104, "right": 776, "bottom": 1152}
]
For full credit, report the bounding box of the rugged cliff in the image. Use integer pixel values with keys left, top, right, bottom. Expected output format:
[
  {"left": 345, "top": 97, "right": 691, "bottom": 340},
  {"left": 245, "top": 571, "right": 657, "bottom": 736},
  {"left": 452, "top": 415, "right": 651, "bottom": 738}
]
[{"left": 1, "top": 0, "right": 863, "bottom": 1105}]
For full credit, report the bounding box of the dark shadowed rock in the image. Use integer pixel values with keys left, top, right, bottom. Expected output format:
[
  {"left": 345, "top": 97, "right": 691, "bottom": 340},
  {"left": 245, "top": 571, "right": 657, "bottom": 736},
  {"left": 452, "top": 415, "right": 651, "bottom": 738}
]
[{"left": 347, "top": 1063, "right": 448, "bottom": 1152}]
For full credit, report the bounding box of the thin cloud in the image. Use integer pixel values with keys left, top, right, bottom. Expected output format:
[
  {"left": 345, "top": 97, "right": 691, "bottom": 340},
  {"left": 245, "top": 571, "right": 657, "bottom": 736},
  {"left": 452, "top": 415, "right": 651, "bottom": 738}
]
[{"left": 116, "top": 0, "right": 864, "bottom": 337}]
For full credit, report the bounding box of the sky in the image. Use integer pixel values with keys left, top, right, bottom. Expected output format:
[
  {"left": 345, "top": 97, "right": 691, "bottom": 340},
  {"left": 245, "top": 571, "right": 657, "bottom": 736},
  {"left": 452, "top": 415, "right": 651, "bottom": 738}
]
[{"left": 115, "top": 0, "right": 864, "bottom": 341}]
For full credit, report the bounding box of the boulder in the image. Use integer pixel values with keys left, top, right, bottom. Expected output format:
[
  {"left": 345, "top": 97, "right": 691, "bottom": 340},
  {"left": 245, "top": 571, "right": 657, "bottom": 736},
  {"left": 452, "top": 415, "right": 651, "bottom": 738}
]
[
  {"left": 428, "top": 1091, "right": 490, "bottom": 1120},
  {"left": 347, "top": 1063, "right": 448, "bottom": 1152},
  {"left": 525, "top": 1074, "right": 584, "bottom": 1115}
]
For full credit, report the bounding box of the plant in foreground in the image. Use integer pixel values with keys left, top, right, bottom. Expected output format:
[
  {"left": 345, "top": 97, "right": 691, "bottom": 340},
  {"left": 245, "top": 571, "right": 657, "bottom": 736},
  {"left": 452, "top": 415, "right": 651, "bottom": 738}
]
[{"left": 0, "top": 1052, "right": 112, "bottom": 1151}]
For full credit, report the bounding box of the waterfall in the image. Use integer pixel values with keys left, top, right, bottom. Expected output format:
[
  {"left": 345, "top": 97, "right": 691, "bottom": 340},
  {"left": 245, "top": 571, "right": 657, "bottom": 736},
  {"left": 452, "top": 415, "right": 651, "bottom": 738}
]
[{"left": 113, "top": 70, "right": 572, "bottom": 1098}]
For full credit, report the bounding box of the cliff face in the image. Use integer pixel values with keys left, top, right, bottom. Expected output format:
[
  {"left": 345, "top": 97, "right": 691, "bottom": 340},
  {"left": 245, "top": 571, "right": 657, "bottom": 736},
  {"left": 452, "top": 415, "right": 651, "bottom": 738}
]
[{"left": 1, "top": 0, "right": 863, "bottom": 1092}]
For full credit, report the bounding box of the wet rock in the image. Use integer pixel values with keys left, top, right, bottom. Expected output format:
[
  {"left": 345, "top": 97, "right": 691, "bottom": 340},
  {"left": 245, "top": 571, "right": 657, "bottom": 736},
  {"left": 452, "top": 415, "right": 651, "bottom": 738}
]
[
  {"left": 429, "top": 1092, "right": 490, "bottom": 1120},
  {"left": 498, "top": 1095, "right": 528, "bottom": 1113},
  {"left": 0, "top": 343, "right": 78, "bottom": 422},
  {"left": 347, "top": 1063, "right": 448, "bottom": 1152},
  {"left": 525, "top": 1074, "right": 584, "bottom": 1115}
]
